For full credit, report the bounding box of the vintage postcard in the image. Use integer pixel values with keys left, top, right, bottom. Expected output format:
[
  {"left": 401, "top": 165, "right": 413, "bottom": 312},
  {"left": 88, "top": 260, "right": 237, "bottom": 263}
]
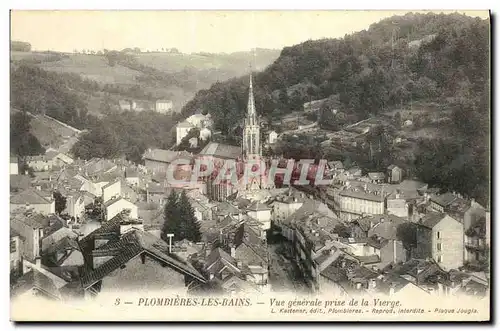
[{"left": 9, "top": 10, "right": 490, "bottom": 322}]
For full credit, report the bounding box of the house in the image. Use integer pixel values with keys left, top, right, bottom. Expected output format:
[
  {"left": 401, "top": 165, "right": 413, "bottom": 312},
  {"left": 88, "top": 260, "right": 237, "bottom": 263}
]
[
  {"left": 186, "top": 113, "right": 211, "bottom": 128},
  {"left": 102, "top": 179, "right": 121, "bottom": 203},
  {"left": 79, "top": 227, "right": 206, "bottom": 298},
  {"left": 26, "top": 155, "right": 54, "bottom": 172},
  {"left": 146, "top": 183, "right": 167, "bottom": 205},
  {"left": 387, "top": 165, "right": 404, "bottom": 184},
  {"left": 246, "top": 201, "right": 272, "bottom": 231},
  {"left": 206, "top": 177, "right": 237, "bottom": 202},
  {"left": 11, "top": 189, "right": 56, "bottom": 215},
  {"left": 118, "top": 99, "right": 135, "bottom": 111},
  {"left": 143, "top": 149, "right": 193, "bottom": 174},
  {"left": 227, "top": 223, "right": 269, "bottom": 289},
  {"left": 10, "top": 174, "right": 32, "bottom": 192},
  {"left": 366, "top": 214, "right": 406, "bottom": 241},
  {"left": 205, "top": 247, "right": 262, "bottom": 295},
  {"left": 11, "top": 267, "right": 66, "bottom": 301},
  {"left": 155, "top": 99, "right": 173, "bottom": 114},
  {"left": 367, "top": 172, "right": 385, "bottom": 184},
  {"left": 267, "top": 131, "right": 278, "bottom": 144},
  {"left": 189, "top": 198, "right": 214, "bottom": 229},
  {"left": 10, "top": 211, "right": 48, "bottom": 261},
  {"left": 103, "top": 197, "right": 138, "bottom": 221},
  {"left": 415, "top": 213, "right": 464, "bottom": 270},
  {"left": 125, "top": 168, "right": 140, "bottom": 186},
  {"left": 64, "top": 192, "right": 86, "bottom": 220},
  {"left": 464, "top": 215, "right": 488, "bottom": 268},
  {"left": 338, "top": 188, "right": 386, "bottom": 221},
  {"left": 270, "top": 191, "right": 306, "bottom": 227},
  {"left": 82, "top": 158, "right": 118, "bottom": 178},
  {"left": 121, "top": 181, "right": 140, "bottom": 204},
  {"left": 10, "top": 229, "right": 22, "bottom": 276},
  {"left": 429, "top": 192, "right": 463, "bottom": 213},
  {"left": 10, "top": 156, "right": 19, "bottom": 175},
  {"left": 46, "top": 151, "right": 74, "bottom": 168},
  {"left": 176, "top": 121, "right": 195, "bottom": 145},
  {"left": 327, "top": 160, "right": 344, "bottom": 171},
  {"left": 41, "top": 227, "right": 78, "bottom": 253},
  {"left": 41, "top": 228, "right": 83, "bottom": 267}
]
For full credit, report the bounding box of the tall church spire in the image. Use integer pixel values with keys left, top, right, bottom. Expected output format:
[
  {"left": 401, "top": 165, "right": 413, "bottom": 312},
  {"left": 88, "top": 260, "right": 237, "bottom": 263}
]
[
  {"left": 247, "top": 71, "right": 257, "bottom": 125},
  {"left": 242, "top": 64, "right": 261, "bottom": 159}
]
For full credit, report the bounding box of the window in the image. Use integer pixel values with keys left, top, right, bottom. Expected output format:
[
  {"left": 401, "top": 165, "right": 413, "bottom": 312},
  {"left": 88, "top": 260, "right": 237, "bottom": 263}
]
[
  {"left": 437, "top": 255, "right": 443, "bottom": 263},
  {"left": 10, "top": 240, "right": 16, "bottom": 253},
  {"left": 436, "top": 231, "right": 441, "bottom": 239},
  {"left": 437, "top": 243, "right": 442, "bottom": 251}
]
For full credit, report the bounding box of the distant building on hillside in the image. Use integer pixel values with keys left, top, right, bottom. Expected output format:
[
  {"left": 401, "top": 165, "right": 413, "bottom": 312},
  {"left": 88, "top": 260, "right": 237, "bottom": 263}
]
[
  {"left": 118, "top": 100, "right": 136, "bottom": 111},
  {"left": 176, "top": 121, "right": 195, "bottom": 145},
  {"left": 10, "top": 156, "right": 19, "bottom": 175},
  {"left": 155, "top": 100, "right": 174, "bottom": 114}
]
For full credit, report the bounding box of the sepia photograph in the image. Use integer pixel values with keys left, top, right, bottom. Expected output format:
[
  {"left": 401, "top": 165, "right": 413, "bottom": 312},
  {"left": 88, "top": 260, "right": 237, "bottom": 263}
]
[{"left": 8, "top": 9, "right": 491, "bottom": 322}]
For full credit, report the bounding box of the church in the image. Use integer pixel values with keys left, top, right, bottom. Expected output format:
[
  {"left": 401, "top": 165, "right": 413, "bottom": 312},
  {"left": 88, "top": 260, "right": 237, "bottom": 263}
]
[{"left": 202, "top": 73, "right": 275, "bottom": 202}]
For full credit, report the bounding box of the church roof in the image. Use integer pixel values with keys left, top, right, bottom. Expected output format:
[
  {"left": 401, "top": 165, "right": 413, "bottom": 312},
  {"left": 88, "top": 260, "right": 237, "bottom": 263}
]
[{"left": 199, "top": 142, "right": 241, "bottom": 160}]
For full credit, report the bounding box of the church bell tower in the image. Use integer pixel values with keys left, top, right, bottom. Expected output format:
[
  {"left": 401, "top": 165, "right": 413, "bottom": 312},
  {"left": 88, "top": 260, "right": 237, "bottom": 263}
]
[{"left": 242, "top": 72, "right": 261, "bottom": 160}]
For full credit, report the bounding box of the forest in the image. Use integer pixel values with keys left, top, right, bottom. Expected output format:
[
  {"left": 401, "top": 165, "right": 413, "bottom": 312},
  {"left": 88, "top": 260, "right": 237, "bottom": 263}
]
[
  {"left": 181, "top": 12, "right": 490, "bottom": 205},
  {"left": 9, "top": 12, "right": 490, "bottom": 205}
]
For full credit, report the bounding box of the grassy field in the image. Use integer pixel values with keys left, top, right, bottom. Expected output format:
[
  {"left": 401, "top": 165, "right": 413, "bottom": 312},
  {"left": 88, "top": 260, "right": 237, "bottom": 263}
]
[
  {"left": 11, "top": 108, "right": 80, "bottom": 150},
  {"left": 135, "top": 50, "right": 280, "bottom": 73},
  {"left": 11, "top": 49, "right": 280, "bottom": 114}
]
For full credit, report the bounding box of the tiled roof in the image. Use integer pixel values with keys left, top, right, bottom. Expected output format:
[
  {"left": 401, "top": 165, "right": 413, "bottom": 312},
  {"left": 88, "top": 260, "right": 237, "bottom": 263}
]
[
  {"left": 233, "top": 223, "right": 267, "bottom": 262},
  {"left": 102, "top": 179, "right": 121, "bottom": 190},
  {"left": 355, "top": 254, "right": 381, "bottom": 264},
  {"left": 11, "top": 269, "right": 62, "bottom": 300},
  {"left": 198, "top": 142, "right": 241, "bottom": 160},
  {"left": 144, "top": 149, "right": 192, "bottom": 164},
  {"left": 419, "top": 212, "right": 446, "bottom": 229},
  {"left": 339, "top": 189, "right": 385, "bottom": 202},
  {"left": 11, "top": 188, "right": 53, "bottom": 205},
  {"left": 80, "top": 230, "right": 205, "bottom": 288},
  {"left": 206, "top": 248, "right": 240, "bottom": 275},
  {"left": 11, "top": 211, "right": 49, "bottom": 229},
  {"left": 430, "top": 192, "right": 458, "bottom": 207},
  {"left": 10, "top": 174, "right": 32, "bottom": 191},
  {"left": 42, "top": 227, "right": 79, "bottom": 252},
  {"left": 247, "top": 201, "right": 271, "bottom": 211}
]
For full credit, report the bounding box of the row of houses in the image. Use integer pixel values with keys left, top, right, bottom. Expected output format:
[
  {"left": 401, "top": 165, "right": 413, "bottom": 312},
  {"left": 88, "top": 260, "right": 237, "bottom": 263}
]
[{"left": 268, "top": 187, "right": 489, "bottom": 298}]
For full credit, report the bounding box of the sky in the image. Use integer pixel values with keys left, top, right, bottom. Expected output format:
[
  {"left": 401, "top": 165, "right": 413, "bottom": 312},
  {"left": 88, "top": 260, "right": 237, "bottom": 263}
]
[{"left": 10, "top": 10, "right": 489, "bottom": 54}]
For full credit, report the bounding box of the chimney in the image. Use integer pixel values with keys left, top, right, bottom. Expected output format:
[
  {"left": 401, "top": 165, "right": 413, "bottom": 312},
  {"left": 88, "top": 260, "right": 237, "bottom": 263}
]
[
  {"left": 236, "top": 261, "right": 243, "bottom": 268},
  {"left": 389, "top": 286, "right": 395, "bottom": 296},
  {"left": 369, "top": 279, "right": 377, "bottom": 289},
  {"left": 380, "top": 218, "right": 385, "bottom": 223},
  {"left": 230, "top": 246, "right": 236, "bottom": 258},
  {"left": 356, "top": 283, "right": 362, "bottom": 290},
  {"left": 35, "top": 257, "right": 41, "bottom": 268}
]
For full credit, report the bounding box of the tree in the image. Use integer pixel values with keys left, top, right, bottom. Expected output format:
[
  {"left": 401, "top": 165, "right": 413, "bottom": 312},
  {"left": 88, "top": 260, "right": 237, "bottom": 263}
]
[
  {"left": 53, "top": 191, "right": 67, "bottom": 214},
  {"left": 393, "top": 111, "right": 402, "bottom": 129},
  {"left": 85, "top": 197, "right": 104, "bottom": 220},
  {"left": 333, "top": 223, "right": 351, "bottom": 238},
  {"left": 178, "top": 191, "right": 202, "bottom": 242},
  {"left": 10, "top": 112, "right": 45, "bottom": 157},
  {"left": 161, "top": 190, "right": 201, "bottom": 243},
  {"left": 396, "top": 223, "right": 418, "bottom": 256}
]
